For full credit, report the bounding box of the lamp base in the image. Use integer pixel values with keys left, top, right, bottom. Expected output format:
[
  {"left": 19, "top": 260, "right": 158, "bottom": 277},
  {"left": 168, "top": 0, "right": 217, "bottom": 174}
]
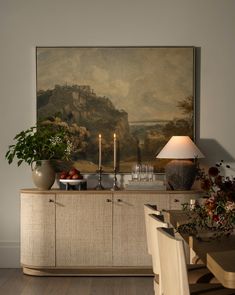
[{"left": 165, "top": 159, "right": 197, "bottom": 191}]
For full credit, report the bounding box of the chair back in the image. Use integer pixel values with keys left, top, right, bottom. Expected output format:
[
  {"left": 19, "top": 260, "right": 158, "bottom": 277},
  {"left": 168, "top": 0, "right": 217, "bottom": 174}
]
[
  {"left": 144, "top": 204, "right": 161, "bottom": 255},
  {"left": 149, "top": 214, "right": 168, "bottom": 274},
  {"left": 157, "top": 227, "right": 190, "bottom": 295}
]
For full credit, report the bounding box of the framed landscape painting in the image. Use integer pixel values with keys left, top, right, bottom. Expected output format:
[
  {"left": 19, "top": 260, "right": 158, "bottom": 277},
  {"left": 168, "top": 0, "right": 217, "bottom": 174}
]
[{"left": 36, "top": 47, "right": 195, "bottom": 173}]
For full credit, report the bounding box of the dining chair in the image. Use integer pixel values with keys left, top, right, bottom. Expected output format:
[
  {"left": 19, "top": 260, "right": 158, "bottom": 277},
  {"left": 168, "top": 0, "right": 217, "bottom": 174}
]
[
  {"left": 150, "top": 214, "right": 218, "bottom": 295},
  {"left": 157, "top": 227, "right": 235, "bottom": 295},
  {"left": 144, "top": 204, "right": 161, "bottom": 255},
  {"left": 144, "top": 204, "right": 171, "bottom": 294},
  {"left": 148, "top": 213, "right": 168, "bottom": 295}
]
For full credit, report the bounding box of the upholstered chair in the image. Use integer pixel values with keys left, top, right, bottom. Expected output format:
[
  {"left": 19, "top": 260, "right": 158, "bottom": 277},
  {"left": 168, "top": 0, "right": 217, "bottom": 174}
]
[{"left": 157, "top": 227, "right": 234, "bottom": 295}]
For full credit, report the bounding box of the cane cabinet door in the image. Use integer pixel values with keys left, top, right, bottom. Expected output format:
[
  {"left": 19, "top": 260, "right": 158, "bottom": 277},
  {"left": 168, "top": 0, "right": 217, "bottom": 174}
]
[
  {"left": 56, "top": 193, "right": 113, "bottom": 266},
  {"left": 21, "top": 193, "right": 56, "bottom": 267},
  {"left": 112, "top": 192, "right": 168, "bottom": 266}
]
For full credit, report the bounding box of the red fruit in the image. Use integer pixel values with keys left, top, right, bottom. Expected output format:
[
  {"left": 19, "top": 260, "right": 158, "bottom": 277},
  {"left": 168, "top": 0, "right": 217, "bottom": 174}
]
[
  {"left": 68, "top": 168, "right": 79, "bottom": 176},
  {"left": 72, "top": 174, "right": 79, "bottom": 179},
  {"left": 66, "top": 175, "right": 72, "bottom": 179},
  {"left": 60, "top": 172, "right": 68, "bottom": 179}
]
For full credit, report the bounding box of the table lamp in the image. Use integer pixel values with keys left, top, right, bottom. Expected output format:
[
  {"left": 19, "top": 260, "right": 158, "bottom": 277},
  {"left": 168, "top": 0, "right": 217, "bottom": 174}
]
[{"left": 156, "top": 136, "right": 204, "bottom": 190}]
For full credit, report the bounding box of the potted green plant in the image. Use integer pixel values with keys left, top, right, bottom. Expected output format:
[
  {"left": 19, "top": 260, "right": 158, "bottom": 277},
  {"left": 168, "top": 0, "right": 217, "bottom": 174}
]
[{"left": 5, "top": 123, "right": 74, "bottom": 190}]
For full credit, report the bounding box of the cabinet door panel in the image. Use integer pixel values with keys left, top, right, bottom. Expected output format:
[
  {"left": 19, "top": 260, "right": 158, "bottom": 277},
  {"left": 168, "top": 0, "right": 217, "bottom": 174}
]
[
  {"left": 56, "top": 193, "right": 112, "bottom": 266},
  {"left": 21, "top": 193, "right": 55, "bottom": 267},
  {"left": 113, "top": 192, "right": 169, "bottom": 266}
]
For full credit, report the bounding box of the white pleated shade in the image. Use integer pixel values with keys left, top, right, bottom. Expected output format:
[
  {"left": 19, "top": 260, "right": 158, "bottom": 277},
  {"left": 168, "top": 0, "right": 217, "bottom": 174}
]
[{"left": 156, "top": 136, "right": 204, "bottom": 159}]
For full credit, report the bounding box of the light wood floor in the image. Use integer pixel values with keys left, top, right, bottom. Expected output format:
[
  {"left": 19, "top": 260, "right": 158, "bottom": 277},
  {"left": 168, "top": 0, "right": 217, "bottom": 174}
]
[{"left": 0, "top": 269, "right": 154, "bottom": 295}]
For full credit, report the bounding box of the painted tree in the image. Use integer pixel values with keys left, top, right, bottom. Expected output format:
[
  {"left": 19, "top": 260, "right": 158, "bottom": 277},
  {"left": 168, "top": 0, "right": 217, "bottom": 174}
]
[{"left": 162, "top": 96, "right": 194, "bottom": 138}]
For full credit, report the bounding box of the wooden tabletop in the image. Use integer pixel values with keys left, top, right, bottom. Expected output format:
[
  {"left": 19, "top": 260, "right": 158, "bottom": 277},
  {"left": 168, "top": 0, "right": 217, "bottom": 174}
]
[
  {"left": 164, "top": 210, "right": 235, "bottom": 289},
  {"left": 190, "top": 235, "right": 235, "bottom": 263},
  {"left": 207, "top": 250, "right": 235, "bottom": 289}
]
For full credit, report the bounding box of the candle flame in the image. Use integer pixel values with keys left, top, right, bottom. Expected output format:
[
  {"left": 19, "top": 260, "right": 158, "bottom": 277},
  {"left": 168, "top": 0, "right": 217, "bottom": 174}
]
[
  {"left": 99, "top": 134, "right": 101, "bottom": 138},
  {"left": 114, "top": 133, "right": 116, "bottom": 138}
]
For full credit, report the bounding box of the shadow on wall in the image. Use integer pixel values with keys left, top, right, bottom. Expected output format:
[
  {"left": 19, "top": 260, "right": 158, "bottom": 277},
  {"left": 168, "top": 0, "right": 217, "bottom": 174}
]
[{"left": 198, "top": 138, "right": 234, "bottom": 165}]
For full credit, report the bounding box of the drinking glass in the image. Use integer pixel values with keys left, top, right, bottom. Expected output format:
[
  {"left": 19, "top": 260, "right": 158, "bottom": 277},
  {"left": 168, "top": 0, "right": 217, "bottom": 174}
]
[
  {"left": 140, "top": 164, "right": 148, "bottom": 181},
  {"left": 132, "top": 164, "right": 140, "bottom": 181},
  {"left": 147, "top": 165, "right": 154, "bottom": 181}
]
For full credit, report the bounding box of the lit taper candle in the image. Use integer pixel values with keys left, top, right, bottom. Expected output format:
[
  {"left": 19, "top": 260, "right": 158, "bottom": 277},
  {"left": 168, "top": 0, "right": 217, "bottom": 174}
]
[
  {"left": 98, "top": 134, "right": 102, "bottom": 169},
  {"left": 114, "top": 133, "right": 117, "bottom": 169}
]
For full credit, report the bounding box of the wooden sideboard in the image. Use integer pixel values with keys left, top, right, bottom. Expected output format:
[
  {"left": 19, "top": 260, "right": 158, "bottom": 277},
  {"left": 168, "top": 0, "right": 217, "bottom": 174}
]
[{"left": 20, "top": 189, "right": 202, "bottom": 276}]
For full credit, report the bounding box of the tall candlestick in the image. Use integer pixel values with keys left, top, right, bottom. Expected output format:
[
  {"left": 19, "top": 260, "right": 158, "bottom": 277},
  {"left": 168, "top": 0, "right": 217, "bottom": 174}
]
[
  {"left": 98, "top": 134, "right": 102, "bottom": 169},
  {"left": 114, "top": 133, "right": 117, "bottom": 169}
]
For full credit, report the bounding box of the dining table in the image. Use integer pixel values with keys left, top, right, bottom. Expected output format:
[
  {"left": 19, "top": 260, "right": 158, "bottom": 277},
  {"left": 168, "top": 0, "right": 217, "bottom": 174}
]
[{"left": 163, "top": 210, "right": 235, "bottom": 289}]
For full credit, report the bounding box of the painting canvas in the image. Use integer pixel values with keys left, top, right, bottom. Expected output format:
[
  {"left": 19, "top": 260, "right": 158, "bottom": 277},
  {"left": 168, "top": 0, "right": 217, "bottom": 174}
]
[{"left": 36, "top": 47, "right": 195, "bottom": 173}]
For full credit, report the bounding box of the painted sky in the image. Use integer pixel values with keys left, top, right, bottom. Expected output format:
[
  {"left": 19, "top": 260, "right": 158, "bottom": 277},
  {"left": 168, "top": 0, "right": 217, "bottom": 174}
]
[{"left": 37, "top": 47, "right": 194, "bottom": 122}]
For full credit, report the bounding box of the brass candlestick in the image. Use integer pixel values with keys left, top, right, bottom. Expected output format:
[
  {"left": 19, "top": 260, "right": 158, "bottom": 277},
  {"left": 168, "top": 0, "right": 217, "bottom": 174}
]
[
  {"left": 111, "top": 167, "right": 120, "bottom": 190},
  {"left": 95, "top": 167, "right": 104, "bottom": 190}
]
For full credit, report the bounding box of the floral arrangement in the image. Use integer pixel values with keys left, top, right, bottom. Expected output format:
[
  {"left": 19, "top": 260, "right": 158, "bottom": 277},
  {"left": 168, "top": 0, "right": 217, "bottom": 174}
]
[
  {"left": 178, "top": 161, "right": 235, "bottom": 239},
  {"left": 5, "top": 123, "right": 75, "bottom": 166}
]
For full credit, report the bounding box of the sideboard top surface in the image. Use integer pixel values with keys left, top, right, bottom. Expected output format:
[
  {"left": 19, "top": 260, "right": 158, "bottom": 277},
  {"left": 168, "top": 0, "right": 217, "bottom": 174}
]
[{"left": 20, "top": 188, "right": 203, "bottom": 195}]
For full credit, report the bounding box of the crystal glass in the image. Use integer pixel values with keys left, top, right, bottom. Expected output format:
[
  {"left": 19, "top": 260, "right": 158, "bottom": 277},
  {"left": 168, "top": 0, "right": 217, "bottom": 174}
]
[
  {"left": 147, "top": 165, "right": 154, "bottom": 182},
  {"left": 131, "top": 164, "right": 140, "bottom": 181},
  {"left": 140, "top": 164, "right": 148, "bottom": 181}
]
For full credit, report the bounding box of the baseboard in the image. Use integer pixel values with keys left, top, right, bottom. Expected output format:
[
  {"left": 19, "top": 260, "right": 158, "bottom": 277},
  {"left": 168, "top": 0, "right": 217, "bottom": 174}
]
[
  {"left": 22, "top": 266, "right": 154, "bottom": 276},
  {"left": 0, "top": 241, "right": 20, "bottom": 267}
]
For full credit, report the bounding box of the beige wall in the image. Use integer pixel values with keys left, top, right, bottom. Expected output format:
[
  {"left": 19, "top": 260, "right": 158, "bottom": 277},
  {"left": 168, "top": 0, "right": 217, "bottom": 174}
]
[{"left": 1, "top": 0, "right": 235, "bottom": 267}]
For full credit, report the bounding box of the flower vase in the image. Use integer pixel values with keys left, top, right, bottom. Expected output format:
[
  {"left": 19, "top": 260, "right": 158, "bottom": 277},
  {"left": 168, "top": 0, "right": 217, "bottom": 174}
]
[{"left": 32, "top": 160, "right": 56, "bottom": 190}]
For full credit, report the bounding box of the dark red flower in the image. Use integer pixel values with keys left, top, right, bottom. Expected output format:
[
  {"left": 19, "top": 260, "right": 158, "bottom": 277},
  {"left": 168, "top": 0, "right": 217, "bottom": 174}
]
[
  {"left": 227, "top": 191, "right": 235, "bottom": 202},
  {"left": 201, "top": 178, "right": 212, "bottom": 191},
  {"left": 224, "top": 181, "right": 233, "bottom": 190},
  {"left": 208, "top": 166, "right": 219, "bottom": 177},
  {"left": 213, "top": 215, "right": 219, "bottom": 222},
  {"left": 215, "top": 175, "right": 223, "bottom": 187}
]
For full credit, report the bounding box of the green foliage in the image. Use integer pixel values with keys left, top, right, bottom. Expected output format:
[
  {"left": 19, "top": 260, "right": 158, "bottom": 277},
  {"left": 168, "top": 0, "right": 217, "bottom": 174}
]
[{"left": 5, "top": 124, "right": 74, "bottom": 166}]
